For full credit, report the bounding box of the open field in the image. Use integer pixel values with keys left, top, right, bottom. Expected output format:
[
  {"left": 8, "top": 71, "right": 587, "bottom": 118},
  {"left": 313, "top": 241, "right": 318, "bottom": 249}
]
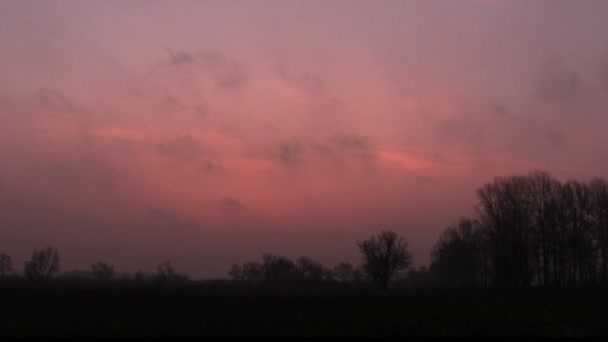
[{"left": 1, "top": 282, "right": 607, "bottom": 337}]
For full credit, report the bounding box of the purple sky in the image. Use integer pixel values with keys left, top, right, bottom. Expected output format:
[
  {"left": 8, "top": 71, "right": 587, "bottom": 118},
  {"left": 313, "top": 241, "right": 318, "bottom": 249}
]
[{"left": 1, "top": 0, "right": 608, "bottom": 278}]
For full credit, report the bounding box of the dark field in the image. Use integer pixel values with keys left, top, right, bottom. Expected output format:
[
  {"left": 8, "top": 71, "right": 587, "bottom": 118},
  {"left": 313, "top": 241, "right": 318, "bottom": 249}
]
[{"left": 1, "top": 282, "right": 608, "bottom": 337}]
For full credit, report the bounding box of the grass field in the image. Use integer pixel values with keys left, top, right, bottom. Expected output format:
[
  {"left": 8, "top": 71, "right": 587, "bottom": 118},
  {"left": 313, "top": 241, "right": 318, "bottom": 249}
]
[{"left": 1, "top": 282, "right": 607, "bottom": 336}]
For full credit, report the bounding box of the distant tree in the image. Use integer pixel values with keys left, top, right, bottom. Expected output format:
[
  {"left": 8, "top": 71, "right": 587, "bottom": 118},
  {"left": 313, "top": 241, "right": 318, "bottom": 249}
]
[
  {"left": 333, "top": 262, "right": 354, "bottom": 283},
  {"left": 261, "top": 254, "right": 297, "bottom": 284},
  {"left": 296, "top": 256, "right": 324, "bottom": 282},
  {"left": 157, "top": 260, "right": 175, "bottom": 286},
  {"left": 321, "top": 266, "right": 335, "bottom": 282},
  {"left": 24, "top": 246, "right": 60, "bottom": 282},
  {"left": 0, "top": 253, "right": 13, "bottom": 277},
  {"left": 241, "top": 262, "right": 263, "bottom": 283},
  {"left": 229, "top": 263, "right": 243, "bottom": 281},
  {"left": 357, "top": 230, "right": 413, "bottom": 289},
  {"left": 91, "top": 262, "right": 115, "bottom": 281}
]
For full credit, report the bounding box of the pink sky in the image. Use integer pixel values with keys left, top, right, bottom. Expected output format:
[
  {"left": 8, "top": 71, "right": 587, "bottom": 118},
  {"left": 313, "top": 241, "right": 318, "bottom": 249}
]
[{"left": 1, "top": 0, "right": 608, "bottom": 278}]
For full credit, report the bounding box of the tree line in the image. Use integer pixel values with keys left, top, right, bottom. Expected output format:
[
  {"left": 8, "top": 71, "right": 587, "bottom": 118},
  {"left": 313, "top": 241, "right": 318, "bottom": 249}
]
[
  {"left": 228, "top": 230, "right": 413, "bottom": 289},
  {"left": 1, "top": 231, "right": 414, "bottom": 290},
  {"left": 0, "top": 246, "right": 190, "bottom": 286},
  {"left": 3, "top": 169, "right": 605, "bottom": 291},
  {"left": 431, "top": 170, "right": 608, "bottom": 289}
]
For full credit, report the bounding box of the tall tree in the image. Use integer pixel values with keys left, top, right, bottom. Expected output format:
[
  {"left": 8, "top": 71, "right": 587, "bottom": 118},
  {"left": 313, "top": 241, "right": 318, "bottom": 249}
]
[
  {"left": 589, "top": 178, "right": 608, "bottom": 283},
  {"left": 527, "top": 170, "right": 561, "bottom": 287}
]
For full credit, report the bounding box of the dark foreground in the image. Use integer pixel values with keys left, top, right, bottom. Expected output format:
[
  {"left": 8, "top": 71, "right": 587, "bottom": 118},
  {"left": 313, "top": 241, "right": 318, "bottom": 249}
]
[{"left": 1, "top": 282, "right": 607, "bottom": 336}]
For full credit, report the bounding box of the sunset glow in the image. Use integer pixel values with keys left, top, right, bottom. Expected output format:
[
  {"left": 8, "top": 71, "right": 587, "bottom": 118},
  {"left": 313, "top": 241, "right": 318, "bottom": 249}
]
[{"left": 2, "top": 0, "right": 608, "bottom": 278}]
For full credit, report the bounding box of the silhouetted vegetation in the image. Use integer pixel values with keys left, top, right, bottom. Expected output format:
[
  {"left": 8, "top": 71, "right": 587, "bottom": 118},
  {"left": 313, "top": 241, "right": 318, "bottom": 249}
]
[
  {"left": 0, "top": 252, "right": 13, "bottom": 277},
  {"left": 358, "top": 230, "right": 414, "bottom": 289},
  {"left": 431, "top": 171, "right": 608, "bottom": 289},
  {"left": 333, "top": 262, "right": 354, "bottom": 283},
  {"left": 24, "top": 246, "right": 60, "bottom": 282},
  {"left": 2, "top": 170, "right": 608, "bottom": 336},
  {"left": 91, "top": 262, "right": 115, "bottom": 281}
]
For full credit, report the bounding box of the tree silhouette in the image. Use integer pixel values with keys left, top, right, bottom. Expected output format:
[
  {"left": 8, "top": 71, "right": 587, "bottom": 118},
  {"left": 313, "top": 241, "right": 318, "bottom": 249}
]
[
  {"left": 156, "top": 260, "right": 175, "bottom": 286},
  {"left": 91, "top": 262, "right": 115, "bottom": 281},
  {"left": 431, "top": 217, "right": 485, "bottom": 288},
  {"left": 296, "top": 256, "right": 324, "bottom": 282},
  {"left": 241, "top": 262, "right": 263, "bottom": 284},
  {"left": 0, "top": 252, "right": 13, "bottom": 277},
  {"left": 24, "top": 246, "right": 60, "bottom": 282},
  {"left": 430, "top": 172, "right": 608, "bottom": 289},
  {"left": 333, "top": 262, "right": 354, "bottom": 283},
  {"left": 229, "top": 263, "right": 243, "bottom": 281},
  {"left": 261, "top": 254, "right": 297, "bottom": 284},
  {"left": 357, "top": 230, "right": 413, "bottom": 289},
  {"left": 590, "top": 178, "right": 608, "bottom": 284}
]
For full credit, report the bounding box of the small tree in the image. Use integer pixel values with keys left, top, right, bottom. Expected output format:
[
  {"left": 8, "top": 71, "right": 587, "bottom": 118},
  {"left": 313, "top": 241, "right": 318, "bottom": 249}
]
[
  {"left": 157, "top": 260, "right": 175, "bottom": 286},
  {"left": 0, "top": 253, "right": 14, "bottom": 277},
  {"left": 333, "top": 262, "right": 354, "bottom": 283},
  {"left": 357, "top": 230, "right": 413, "bottom": 289},
  {"left": 24, "top": 246, "right": 60, "bottom": 282},
  {"left": 91, "top": 262, "right": 115, "bottom": 281},
  {"left": 229, "top": 263, "right": 243, "bottom": 281}
]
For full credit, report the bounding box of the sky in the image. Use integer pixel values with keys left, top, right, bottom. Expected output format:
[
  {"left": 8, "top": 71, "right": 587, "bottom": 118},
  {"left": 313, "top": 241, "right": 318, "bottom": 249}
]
[{"left": 1, "top": 0, "right": 608, "bottom": 278}]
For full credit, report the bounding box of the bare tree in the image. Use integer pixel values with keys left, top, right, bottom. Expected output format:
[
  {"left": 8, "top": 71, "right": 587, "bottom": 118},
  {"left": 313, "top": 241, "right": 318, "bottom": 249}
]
[
  {"left": 357, "top": 230, "right": 413, "bottom": 289},
  {"left": 241, "top": 262, "right": 263, "bottom": 283},
  {"left": 0, "top": 253, "right": 13, "bottom": 277},
  {"left": 157, "top": 260, "right": 175, "bottom": 286},
  {"left": 229, "top": 263, "right": 243, "bottom": 281},
  {"left": 261, "top": 254, "right": 297, "bottom": 284},
  {"left": 24, "top": 246, "right": 60, "bottom": 282},
  {"left": 296, "top": 256, "right": 324, "bottom": 282},
  {"left": 590, "top": 178, "right": 608, "bottom": 283},
  {"left": 527, "top": 170, "right": 561, "bottom": 287},
  {"left": 333, "top": 262, "right": 354, "bottom": 283},
  {"left": 431, "top": 217, "right": 485, "bottom": 288},
  {"left": 91, "top": 262, "right": 115, "bottom": 281},
  {"left": 476, "top": 176, "right": 534, "bottom": 288}
]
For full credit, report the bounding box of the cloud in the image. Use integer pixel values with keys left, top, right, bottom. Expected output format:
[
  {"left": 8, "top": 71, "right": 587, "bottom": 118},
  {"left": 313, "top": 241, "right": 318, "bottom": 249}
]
[
  {"left": 335, "top": 134, "right": 370, "bottom": 150},
  {"left": 30, "top": 88, "right": 83, "bottom": 115},
  {"left": 277, "top": 66, "right": 326, "bottom": 95},
  {"left": 149, "top": 207, "right": 179, "bottom": 221},
  {"left": 149, "top": 208, "right": 201, "bottom": 230},
  {"left": 163, "top": 96, "right": 186, "bottom": 110},
  {"left": 492, "top": 103, "right": 513, "bottom": 120},
  {"left": 166, "top": 49, "right": 248, "bottom": 91},
  {"left": 155, "top": 135, "right": 204, "bottom": 161},
  {"left": 535, "top": 54, "right": 582, "bottom": 101},
  {"left": 435, "top": 117, "right": 484, "bottom": 150},
  {"left": 201, "top": 160, "right": 224, "bottom": 174},
  {"left": 271, "top": 134, "right": 377, "bottom": 171},
  {"left": 278, "top": 139, "right": 305, "bottom": 168},
  {"left": 223, "top": 198, "right": 245, "bottom": 210}
]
